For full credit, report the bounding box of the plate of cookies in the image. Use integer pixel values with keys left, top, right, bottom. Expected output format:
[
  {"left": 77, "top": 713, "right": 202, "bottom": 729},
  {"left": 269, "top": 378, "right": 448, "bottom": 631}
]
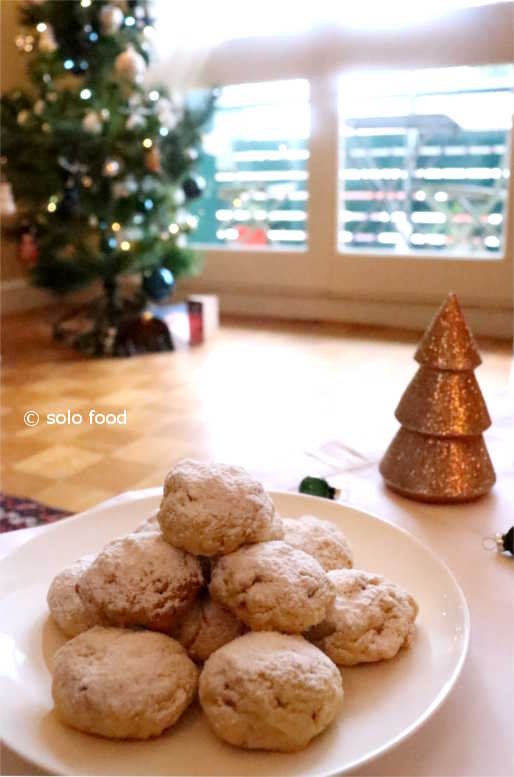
[{"left": 0, "top": 460, "right": 470, "bottom": 776}]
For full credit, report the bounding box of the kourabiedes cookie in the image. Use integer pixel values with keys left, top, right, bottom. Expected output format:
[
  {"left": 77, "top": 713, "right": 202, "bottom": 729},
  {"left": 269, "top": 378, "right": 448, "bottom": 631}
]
[
  {"left": 77, "top": 531, "right": 203, "bottom": 633},
  {"left": 199, "top": 631, "right": 343, "bottom": 752},
  {"left": 173, "top": 593, "right": 246, "bottom": 663},
  {"left": 157, "top": 460, "right": 277, "bottom": 556},
  {"left": 47, "top": 554, "right": 99, "bottom": 637},
  {"left": 307, "top": 568, "right": 418, "bottom": 665},
  {"left": 282, "top": 515, "right": 353, "bottom": 571},
  {"left": 209, "top": 540, "right": 335, "bottom": 633},
  {"left": 52, "top": 627, "right": 198, "bottom": 739}
]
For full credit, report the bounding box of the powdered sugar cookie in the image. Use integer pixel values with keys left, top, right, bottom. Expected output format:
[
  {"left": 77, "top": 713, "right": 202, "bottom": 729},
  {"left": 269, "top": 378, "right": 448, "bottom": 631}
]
[
  {"left": 209, "top": 540, "right": 335, "bottom": 633},
  {"left": 199, "top": 631, "right": 343, "bottom": 752},
  {"left": 52, "top": 627, "right": 198, "bottom": 739},
  {"left": 47, "top": 554, "right": 99, "bottom": 637},
  {"left": 282, "top": 515, "right": 353, "bottom": 571},
  {"left": 173, "top": 593, "right": 246, "bottom": 663},
  {"left": 157, "top": 460, "right": 276, "bottom": 556},
  {"left": 133, "top": 511, "right": 160, "bottom": 533},
  {"left": 307, "top": 568, "right": 418, "bottom": 665},
  {"left": 76, "top": 532, "right": 203, "bottom": 633}
]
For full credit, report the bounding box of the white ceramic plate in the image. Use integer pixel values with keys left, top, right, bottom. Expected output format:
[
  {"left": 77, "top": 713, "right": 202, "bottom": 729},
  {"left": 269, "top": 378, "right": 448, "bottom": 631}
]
[{"left": 0, "top": 490, "right": 469, "bottom": 776}]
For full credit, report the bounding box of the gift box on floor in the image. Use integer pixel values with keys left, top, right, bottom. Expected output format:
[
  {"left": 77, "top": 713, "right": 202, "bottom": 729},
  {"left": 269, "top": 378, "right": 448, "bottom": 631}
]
[{"left": 148, "top": 295, "right": 219, "bottom": 348}]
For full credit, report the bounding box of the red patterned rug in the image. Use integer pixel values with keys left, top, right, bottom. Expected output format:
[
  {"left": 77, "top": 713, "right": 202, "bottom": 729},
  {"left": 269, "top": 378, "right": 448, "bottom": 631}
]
[{"left": 0, "top": 493, "right": 72, "bottom": 532}]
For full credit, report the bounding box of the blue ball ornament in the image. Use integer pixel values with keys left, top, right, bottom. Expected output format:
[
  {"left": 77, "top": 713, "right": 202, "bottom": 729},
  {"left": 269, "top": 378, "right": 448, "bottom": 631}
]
[{"left": 143, "top": 266, "right": 175, "bottom": 301}]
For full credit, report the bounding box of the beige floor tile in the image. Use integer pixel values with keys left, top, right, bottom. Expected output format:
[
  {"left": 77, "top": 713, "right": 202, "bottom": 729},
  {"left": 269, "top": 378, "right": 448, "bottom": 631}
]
[
  {"left": 36, "top": 482, "right": 112, "bottom": 513},
  {"left": 12, "top": 445, "right": 102, "bottom": 479}
]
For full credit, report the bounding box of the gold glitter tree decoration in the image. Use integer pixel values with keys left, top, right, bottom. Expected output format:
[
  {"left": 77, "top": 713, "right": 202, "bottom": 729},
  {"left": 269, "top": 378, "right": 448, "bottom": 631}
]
[{"left": 380, "top": 293, "right": 496, "bottom": 503}]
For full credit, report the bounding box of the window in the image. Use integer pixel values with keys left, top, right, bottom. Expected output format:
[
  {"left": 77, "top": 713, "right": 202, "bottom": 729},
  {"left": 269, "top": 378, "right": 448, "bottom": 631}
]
[
  {"left": 190, "top": 80, "right": 310, "bottom": 248},
  {"left": 154, "top": 1, "right": 513, "bottom": 336},
  {"left": 339, "top": 65, "right": 513, "bottom": 256}
]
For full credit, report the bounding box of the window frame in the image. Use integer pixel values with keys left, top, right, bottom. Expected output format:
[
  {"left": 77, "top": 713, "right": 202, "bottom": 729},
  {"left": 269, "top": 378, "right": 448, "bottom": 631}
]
[{"left": 163, "top": 2, "right": 514, "bottom": 333}]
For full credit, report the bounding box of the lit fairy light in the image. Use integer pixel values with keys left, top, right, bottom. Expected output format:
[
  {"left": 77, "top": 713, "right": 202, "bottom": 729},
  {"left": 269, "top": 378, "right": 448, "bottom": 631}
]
[
  {"left": 142, "top": 138, "right": 153, "bottom": 148},
  {"left": 120, "top": 241, "right": 131, "bottom": 251},
  {"left": 80, "top": 88, "right": 92, "bottom": 100}
]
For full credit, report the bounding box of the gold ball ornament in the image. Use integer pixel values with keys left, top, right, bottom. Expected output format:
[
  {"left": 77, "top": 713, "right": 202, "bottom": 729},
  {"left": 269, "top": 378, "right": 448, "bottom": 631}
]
[
  {"left": 144, "top": 147, "right": 161, "bottom": 173},
  {"left": 114, "top": 46, "right": 146, "bottom": 84}
]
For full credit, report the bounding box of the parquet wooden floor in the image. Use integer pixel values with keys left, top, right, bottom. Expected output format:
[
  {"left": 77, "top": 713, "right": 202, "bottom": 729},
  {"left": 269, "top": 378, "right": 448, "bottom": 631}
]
[{"left": 1, "top": 306, "right": 511, "bottom": 513}]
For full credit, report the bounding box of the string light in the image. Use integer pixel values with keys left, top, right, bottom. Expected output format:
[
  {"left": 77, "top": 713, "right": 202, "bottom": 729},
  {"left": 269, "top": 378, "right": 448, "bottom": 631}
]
[
  {"left": 80, "top": 88, "right": 92, "bottom": 100},
  {"left": 111, "top": 222, "right": 121, "bottom": 232},
  {"left": 142, "top": 138, "right": 153, "bottom": 148},
  {"left": 149, "top": 90, "right": 159, "bottom": 101},
  {"left": 89, "top": 32, "right": 98, "bottom": 42},
  {"left": 125, "top": 16, "right": 136, "bottom": 26},
  {"left": 144, "top": 199, "right": 154, "bottom": 210},
  {"left": 159, "top": 127, "right": 169, "bottom": 137},
  {"left": 108, "top": 237, "right": 117, "bottom": 248},
  {"left": 47, "top": 201, "right": 57, "bottom": 212},
  {"left": 63, "top": 59, "right": 74, "bottom": 70},
  {"left": 36, "top": 23, "right": 47, "bottom": 32},
  {"left": 81, "top": 0, "right": 91, "bottom": 7},
  {"left": 168, "top": 223, "right": 179, "bottom": 234},
  {"left": 120, "top": 240, "right": 131, "bottom": 251}
]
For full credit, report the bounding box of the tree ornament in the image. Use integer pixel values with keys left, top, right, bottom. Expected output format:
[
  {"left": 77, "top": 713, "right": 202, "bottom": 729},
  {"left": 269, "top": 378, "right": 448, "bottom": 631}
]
[
  {"left": 18, "top": 232, "right": 38, "bottom": 267},
  {"left": 38, "top": 25, "right": 57, "bottom": 53},
  {"left": 0, "top": 181, "right": 16, "bottom": 216},
  {"left": 299, "top": 476, "right": 340, "bottom": 500},
  {"left": 380, "top": 293, "right": 496, "bottom": 503},
  {"left": 82, "top": 110, "right": 103, "bottom": 134},
  {"left": 144, "top": 146, "right": 160, "bottom": 173},
  {"left": 182, "top": 175, "right": 205, "bottom": 200},
  {"left": 102, "top": 158, "right": 121, "bottom": 177},
  {"left": 142, "top": 266, "right": 174, "bottom": 301},
  {"left": 114, "top": 45, "right": 145, "bottom": 83},
  {"left": 17, "top": 110, "right": 30, "bottom": 126},
  {"left": 126, "top": 111, "right": 146, "bottom": 130},
  {"left": 156, "top": 97, "right": 180, "bottom": 130},
  {"left": 99, "top": 4, "right": 124, "bottom": 35},
  {"left": 33, "top": 99, "right": 46, "bottom": 116}
]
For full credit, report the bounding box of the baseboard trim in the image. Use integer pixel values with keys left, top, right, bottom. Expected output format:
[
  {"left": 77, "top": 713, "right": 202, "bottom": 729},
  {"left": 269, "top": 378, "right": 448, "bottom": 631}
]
[
  {"left": 182, "top": 286, "right": 513, "bottom": 339},
  {"left": 3, "top": 277, "right": 512, "bottom": 339}
]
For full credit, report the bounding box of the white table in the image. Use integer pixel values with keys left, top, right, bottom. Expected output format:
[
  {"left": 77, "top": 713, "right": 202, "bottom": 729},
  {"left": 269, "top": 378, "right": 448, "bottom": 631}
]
[{"left": 1, "top": 431, "right": 513, "bottom": 776}]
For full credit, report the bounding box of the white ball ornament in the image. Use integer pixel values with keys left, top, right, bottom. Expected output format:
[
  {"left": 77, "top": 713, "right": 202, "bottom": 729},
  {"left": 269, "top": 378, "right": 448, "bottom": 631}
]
[
  {"left": 82, "top": 111, "right": 103, "bottom": 134},
  {"left": 38, "top": 25, "right": 57, "bottom": 53},
  {"left": 100, "top": 5, "right": 124, "bottom": 35},
  {"left": 114, "top": 46, "right": 145, "bottom": 84}
]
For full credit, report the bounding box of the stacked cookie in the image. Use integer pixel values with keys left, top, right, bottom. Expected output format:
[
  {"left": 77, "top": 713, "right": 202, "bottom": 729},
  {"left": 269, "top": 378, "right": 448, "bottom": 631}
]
[{"left": 47, "top": 459, "right": 418, "bottom": 753}]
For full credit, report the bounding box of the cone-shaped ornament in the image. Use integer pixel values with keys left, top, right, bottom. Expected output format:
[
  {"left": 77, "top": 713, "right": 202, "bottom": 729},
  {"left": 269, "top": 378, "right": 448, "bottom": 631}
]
[
  {"left": 395, "top": 366, "right": 491, "bottom": 436},
  {"left": 415, "top": 293, "right": 481, "bottom": 371},
  {"left": 380, "top": 427, "right": 496, "bottom": 503}
]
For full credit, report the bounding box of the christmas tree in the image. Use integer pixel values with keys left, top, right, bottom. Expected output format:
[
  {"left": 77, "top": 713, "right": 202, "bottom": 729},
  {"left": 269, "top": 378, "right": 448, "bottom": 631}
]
[
  {"left": 380, "top": 293, "right": 496, "bottom": 503},
  {"left": 1, "top": 0, "right": 213, "bottom": 355}
]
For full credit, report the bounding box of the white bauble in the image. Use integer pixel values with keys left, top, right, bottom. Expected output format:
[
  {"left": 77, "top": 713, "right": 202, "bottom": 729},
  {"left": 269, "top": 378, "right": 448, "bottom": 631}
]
[
  {"left": 126, "top": 112, "right": 146, "bottom": 130},
  {"left": 33, "top": 99, "right": 46, "bottom": 116},
  {"left": 114, "top": 46, "right": 146, "bottom": 84},
  {"left": 156, "top": 98, "right": 180, "bottom": 131},
  {"left": 38, "top": 26, "right": 57, "bottom": 53},
  {"left": 99, "top": 5, "right": 124, "bottom": 35},
  {"left": 82, "top": 111, "right": 103, "bottom": 134}
]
